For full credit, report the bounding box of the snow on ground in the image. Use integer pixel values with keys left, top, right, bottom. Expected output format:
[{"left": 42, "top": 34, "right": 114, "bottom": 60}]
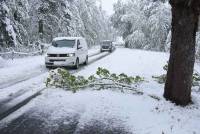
[
  {"left": 88, "top": 45, "right": 101, "bottom": 56},
  {"left": 0, "top": 57, "right": 5, "bottom": 68},
  {"left": 2, "top": 48, "right": 199, "bottom": 134},
  {"left": 0, "top": 55, "right": 44, "bottom": 69},
  {"left": 0, "top": 47, "right": 103, "bottom": 112},
  {"left": 0, "top": 47, "right": 110, "bottom": 108},
  {"left": 78, "top": 48, "right": 169, "bottom": 78},
  {"left": 27, "top": 88, "right": 200, "bottom": 134},
  {"left": 76, "top": 48, "right": 200, "bottom": 133},
  {"left": 0, "top": 55, "right": 46, "bottom": 87}
]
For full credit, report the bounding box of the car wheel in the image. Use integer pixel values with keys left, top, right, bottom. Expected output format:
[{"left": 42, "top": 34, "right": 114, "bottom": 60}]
[
  {"left": 84, "top": 56, "right": 88, "bottom": 65},
  {"left": 74, "top": 58, "right": 79, "bottom": 69}
]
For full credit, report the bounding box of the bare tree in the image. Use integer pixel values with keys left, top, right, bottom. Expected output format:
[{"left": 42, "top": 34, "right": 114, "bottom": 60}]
[{"left": 164, "top": 0, "right": 200, "bottom": 106}]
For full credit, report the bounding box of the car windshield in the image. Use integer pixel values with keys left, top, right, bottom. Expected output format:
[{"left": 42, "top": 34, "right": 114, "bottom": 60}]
[{"left": 52, "top": 40, "right": 75, "bottom": 48}]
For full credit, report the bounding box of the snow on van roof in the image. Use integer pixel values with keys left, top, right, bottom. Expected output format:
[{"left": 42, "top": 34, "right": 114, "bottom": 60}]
[{"left": 53, "top": 37, "right": 84, "bottom": 41}]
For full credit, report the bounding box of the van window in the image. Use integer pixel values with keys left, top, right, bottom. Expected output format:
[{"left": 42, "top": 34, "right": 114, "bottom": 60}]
[{"left": 52, "top": 40, "right": 75, "bottom": 48}]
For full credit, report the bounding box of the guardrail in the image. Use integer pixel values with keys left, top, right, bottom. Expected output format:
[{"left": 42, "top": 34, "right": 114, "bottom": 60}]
[{"left": 0, "top": 50, "right": 43, "bottom": 60}]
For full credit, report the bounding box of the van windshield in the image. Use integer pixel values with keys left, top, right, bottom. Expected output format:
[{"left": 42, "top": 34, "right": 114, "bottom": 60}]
[{"left": 52, "top": 40, "right": 75, "bottom": 48}]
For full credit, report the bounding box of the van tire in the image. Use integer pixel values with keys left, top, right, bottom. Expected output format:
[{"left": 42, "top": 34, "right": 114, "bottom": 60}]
[
  {"left": 46, "top": 66, "right": 51, "bottom": 69},
  {"left": 84, "top": 56, "right": 88, "bottom": 65},
  {"left": 45, "top": 65, "right": 53, "bottom": 69},
  {"left": 74, "top": 58, "right": 79, "bottom": 69}
]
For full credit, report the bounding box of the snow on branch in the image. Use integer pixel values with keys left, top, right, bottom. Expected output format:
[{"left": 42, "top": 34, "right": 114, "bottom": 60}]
[
  {"left": 45, "top": 67, "right": 163, "bottom": 101},
  {"left": 46, "top": 67, "right": 145, "bottom": 93}
]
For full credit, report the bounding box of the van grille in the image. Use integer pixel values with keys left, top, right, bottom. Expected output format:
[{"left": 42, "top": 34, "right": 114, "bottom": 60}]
[
  {"left": 48, "top": 54, "right": 68, "bottom": 57},
  {"left": 102, "top": 46, "right": 110, "bottom": 49},
  {"left": 49, "top": 59, "right": 66, "bottom": 62}
]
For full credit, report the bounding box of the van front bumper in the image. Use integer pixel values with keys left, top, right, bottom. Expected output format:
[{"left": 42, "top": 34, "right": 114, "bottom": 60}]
[{"left": 45, "top": 56, "right": 76, "bottom": 67}]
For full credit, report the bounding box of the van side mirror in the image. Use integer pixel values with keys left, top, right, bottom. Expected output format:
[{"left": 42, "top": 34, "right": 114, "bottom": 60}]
[{"left": 77, "top": 40, "right": 82, "bottom": 50}]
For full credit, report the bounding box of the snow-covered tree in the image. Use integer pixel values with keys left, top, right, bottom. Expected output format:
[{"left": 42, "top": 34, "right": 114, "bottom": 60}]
[
  {"left": 0, "top": 0, "right": 17, "bottom": 49},
  {"left": 0, "top": 0, "right": 114, "bottom": 51},
  {"left": 111, "top": 0, "right": 171, "bottom": 52}
]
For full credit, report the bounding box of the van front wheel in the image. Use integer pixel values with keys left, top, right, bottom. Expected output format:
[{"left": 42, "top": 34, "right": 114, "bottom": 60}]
[
  {"left": 74, "top": 58, "right": 79, "bottom": 69},
  {"left": 84, "top": 56, "right": 88, "bottom": 65}
]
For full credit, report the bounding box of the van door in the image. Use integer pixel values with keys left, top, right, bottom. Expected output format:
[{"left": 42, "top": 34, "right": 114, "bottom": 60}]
[
  {"left": 82, "top": 39, "right": 88, "bottom": 58},
  {"left": 81, "top": 39, "right": 87, "bottom": 63},
  {"left": 77, "top": 39, "right": 84, "bottom": 63}
]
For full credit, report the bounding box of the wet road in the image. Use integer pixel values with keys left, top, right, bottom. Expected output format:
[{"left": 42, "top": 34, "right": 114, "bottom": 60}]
[
  {"left": 0, "top": 49, "right": 132, "bottom": 134},
  {"left": 0, "top": 110, "right": 132, "bottom": 134}
]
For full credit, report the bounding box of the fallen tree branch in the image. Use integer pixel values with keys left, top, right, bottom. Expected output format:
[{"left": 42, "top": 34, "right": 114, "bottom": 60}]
[{"left": 47, "top": 68, "right": 161, "bottom": 101}]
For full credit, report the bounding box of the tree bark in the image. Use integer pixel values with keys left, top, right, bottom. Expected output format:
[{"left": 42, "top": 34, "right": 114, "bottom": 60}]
[{"left": 164, "top": 0, "right": 199, "bottom": 106}]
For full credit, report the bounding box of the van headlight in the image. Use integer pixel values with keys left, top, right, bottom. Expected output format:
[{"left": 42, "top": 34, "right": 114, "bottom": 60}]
[{"left": 68, "top": 53, "right": 75, "bottom": 57}]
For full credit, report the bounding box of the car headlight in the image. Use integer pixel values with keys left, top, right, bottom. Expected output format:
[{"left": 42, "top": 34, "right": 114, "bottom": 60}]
[{"left": 68, "top": 53, "right": 75, "bottom": 57}]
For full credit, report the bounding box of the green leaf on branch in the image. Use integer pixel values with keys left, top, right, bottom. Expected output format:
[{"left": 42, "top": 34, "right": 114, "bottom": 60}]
[
  {"left": 88, "top": 75, "right": 97, "bottom": 82},
  {"left": 46, "top": 67, "right": 145, "bottom": 93},
  {"left": 96, "top": 67, "right": 110, "bottom": 78},
  {"left": 110, "top": 73, "right": 118, "bottom": 81}
]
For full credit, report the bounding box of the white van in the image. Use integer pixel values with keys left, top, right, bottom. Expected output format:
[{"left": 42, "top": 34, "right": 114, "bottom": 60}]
[{"left": 45, "top": 37, "right": 88, "bottom": 69}]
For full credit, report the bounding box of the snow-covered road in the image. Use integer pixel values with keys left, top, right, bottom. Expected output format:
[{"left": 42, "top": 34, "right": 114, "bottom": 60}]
[
  {"left": 0, "top": 48, "right": 200, "bottom": 134},
  {"left": 0, "top": 46, "right": 101, "bottom": 89},
  {"left": 0, "top": 47, "right": 102, "bottom": 98},
  {"left": 0, "top": 47, "right": 109, "bottom": 121}
]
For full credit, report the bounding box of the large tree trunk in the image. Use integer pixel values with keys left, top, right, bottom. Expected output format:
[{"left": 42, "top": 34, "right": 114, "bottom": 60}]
[{"left": 164, "top": 0, "right": 199, "bottom": 106}]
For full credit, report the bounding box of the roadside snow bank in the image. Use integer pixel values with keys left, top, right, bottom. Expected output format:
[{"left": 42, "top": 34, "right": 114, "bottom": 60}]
[{"left": 0, "top": 55, "right": 46, "bottom": 87}]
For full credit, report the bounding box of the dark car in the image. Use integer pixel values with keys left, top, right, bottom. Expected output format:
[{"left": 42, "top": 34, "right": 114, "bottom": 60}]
[{"left": 100, "top": 40, "right": 114, "bottom": 52}]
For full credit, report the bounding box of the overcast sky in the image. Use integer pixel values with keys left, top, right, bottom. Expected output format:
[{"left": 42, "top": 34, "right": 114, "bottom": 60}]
[{"left": 101, "top": 0, "right": 117, "bottom": 15}]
